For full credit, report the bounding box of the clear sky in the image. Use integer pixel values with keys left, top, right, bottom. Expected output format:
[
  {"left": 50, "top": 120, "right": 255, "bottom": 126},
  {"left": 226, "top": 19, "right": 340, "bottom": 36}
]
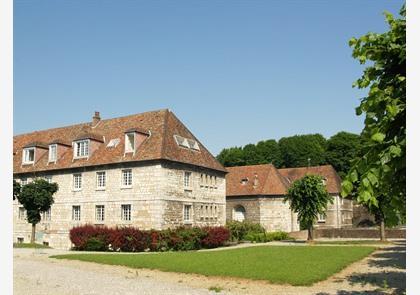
[{"left": 14, "top": 0, "right": 403, "bottom": 155}]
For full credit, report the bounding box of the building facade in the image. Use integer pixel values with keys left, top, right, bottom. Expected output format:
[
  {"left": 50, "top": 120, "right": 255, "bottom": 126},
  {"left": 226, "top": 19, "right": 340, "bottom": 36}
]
[
  {"left": 13, "top": 109, "right": 226, "bottom": 249},
  {"left": 226, "top": 164, "right": 353, "bottom": 232}
]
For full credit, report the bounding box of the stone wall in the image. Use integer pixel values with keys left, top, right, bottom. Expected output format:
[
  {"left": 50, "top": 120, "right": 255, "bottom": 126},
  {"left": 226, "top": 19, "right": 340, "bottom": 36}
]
[
  {"left": 13, "top": 161, "right": 226, "bottom": 249},
  {"left": 314, "top": 195, "right": 353, "bottom": 229},
  {"left": 288, "top": 228, "right": 406, "bottom": 240},
  {"left": 225, "top": 197, "right": 260, "bottom": 224}
]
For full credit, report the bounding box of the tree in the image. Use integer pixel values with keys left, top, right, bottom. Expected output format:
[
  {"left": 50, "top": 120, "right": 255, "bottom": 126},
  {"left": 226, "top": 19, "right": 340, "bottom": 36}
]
[
  {"left": 284, "top": 175, "right": 333, "bottom": 241},
  {"left": 255, "top": 139, "right": 283, "bottom": 168},
  {"left": 13, "top": 179, "right": 21, "bottom": 201},
  {"left": 342, "top": 6, "right": 406, "bottom": 241},
  {"left": 325, "top": 132, "right": 363, "bottom": 178},
  {"left": 278, "top": 134, "right": 327, "bottom": 168},
  {"left": 216, "top": 147, "right": 246, "bottom": 167},
  {"left": 16, "top": 179, "right": 58, "bottom": 243}
]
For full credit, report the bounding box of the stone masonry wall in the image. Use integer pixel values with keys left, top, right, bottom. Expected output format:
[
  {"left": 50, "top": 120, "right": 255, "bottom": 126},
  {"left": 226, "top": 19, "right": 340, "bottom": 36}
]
[
  {"left": 258, "top": 196, "right": 297, "bottom": 232},
  {"left": 225, "top": 197, "right": 260, "bottom": 224}
]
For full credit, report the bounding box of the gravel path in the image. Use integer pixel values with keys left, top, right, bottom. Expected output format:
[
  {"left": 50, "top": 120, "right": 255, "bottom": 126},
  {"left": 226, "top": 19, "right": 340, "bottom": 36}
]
[{"left": 14, "top": 241, "right": 406, "bottom": 295}]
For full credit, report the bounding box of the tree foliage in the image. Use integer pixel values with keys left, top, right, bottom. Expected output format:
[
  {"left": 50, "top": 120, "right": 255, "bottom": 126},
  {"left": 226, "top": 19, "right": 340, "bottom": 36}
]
[
  {"left": 341, "top": 6, "right": 406, "bottom": 226},
  {"left": 13, "top": 179, "right": 21, "bottom": 201},
  {"left": 284, "top": 175, "right": 333, "bottom": 240},
  {"left": 325, "top": 132, "right": 363, "bottom": 178},
  {"left": 17, "top": 179, "right": 58, "bottom": 225}
]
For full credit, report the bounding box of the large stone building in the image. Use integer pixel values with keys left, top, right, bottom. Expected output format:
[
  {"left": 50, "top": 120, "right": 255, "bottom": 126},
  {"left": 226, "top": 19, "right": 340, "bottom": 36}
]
[
  {"left": 13, "top": 109, "right": 227, "bottom": 249},
  {"left": 226, "top": 164, "right": 353, "bottom": 232}
]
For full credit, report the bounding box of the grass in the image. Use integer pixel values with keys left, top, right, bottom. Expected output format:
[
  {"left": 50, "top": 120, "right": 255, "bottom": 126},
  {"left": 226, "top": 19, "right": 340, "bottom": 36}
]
[
  {"left": 13, "top": 243, "right": 51, "bottom": 249},
  {"left": 208, "top": 286, "right": 223, "bottom": 292},
  {"left": 51, "top": 246, "right": 375, "bottom": 286}
]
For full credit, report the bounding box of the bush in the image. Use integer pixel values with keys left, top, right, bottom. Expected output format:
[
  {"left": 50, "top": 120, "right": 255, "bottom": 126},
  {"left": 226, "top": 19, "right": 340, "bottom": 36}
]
[
  {"left": 244, "top": 231, "right": 293, "bottom": 243},
  {"left": 226, "top": 221, "right": 265, "bottom": 241},
  {"left": 201, "top": 226, "right": 230, "bottom": 248},
  {"left": 69, "top": 224, "right": 231, "bottom": 252}
]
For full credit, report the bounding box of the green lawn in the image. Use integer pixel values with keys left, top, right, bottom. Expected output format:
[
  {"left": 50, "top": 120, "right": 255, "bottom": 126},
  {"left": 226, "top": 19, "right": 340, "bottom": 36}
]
[
  {"left": 51, "top": 246, "right": 375, "bottom": 286},
  {"left": 13, "top": 243, "right": 51, "bottom": 249}
]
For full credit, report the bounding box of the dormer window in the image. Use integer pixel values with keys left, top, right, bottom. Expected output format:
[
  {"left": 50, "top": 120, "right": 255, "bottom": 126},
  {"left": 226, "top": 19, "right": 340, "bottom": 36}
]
[
  {"left": 241, "top": 178, "right": 249, "bottom": 185},
  {"left": 74, "top": 140, "right": 89, "bottom": 158},
  {"left": 22, "top": 148, "right": 35, "bottom": 164},
  {"left": 125, "top": 132, "right": 135, "bottom": 153},
  {"left": 48, "top": 144, "right": 57, "bottom": 162}
]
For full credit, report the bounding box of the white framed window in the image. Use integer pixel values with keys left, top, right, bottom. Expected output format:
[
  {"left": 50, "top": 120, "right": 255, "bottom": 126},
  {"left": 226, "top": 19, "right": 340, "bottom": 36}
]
[
  {"left": 125, "top": 133, "right": 135, "bottom": 153},
  {"left": 73, "top": 173, "right": 82, "bottom": 190},
  {"left": 74, "top": 140, "right": 89, "bottom": 158},
  {"left": 96, "top": 205, "right": 105, "bottom": 222},
  {"left": 183, "top": 204, "right": 192, "bottom": 223},
  {"left": 22, "top": 147, "right": 35, "bottom": 164},
  {"left": 96, "top": 172, "right": 106, "bottom": 189},
  {"left": 318, "top": 213, "right": 327, "bottom": 222},
  {"left": 121, "top": 204, "right": 131, "bottom": 221},
  {"left": 48, "top": 144, "right": 57, "bottom": 162},
  {"left": 214, "top": 176, "right": 217, "bottom": 188},
  {"left": 44, "top": 176, "right": 52, "bottom": 183},
  {"left": 72, "top": 206, "right": 81, "bottom": 221},
  {"left": 21, "top": 178, "right": 28, "bottom": 186},
  {"left": 184, "top": 171, "right": 192, "bottom": 189},
  {"left": 121, "top": 169, "right": 132, "bottom": 187},
  {"left": 42, "top": 208, "right": 51, "bottom": 221},
  {"left": 18, "top": 207, "right": 26, "bottom": 220},
  {"left": 340, "top": 197, "right": 345, "bottom": 205}
]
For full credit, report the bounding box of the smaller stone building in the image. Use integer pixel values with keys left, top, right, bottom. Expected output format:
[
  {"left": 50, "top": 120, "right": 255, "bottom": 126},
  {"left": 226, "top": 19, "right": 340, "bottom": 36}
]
[{"left": 226, "top": 164, "right": 353, "bottom": 232}]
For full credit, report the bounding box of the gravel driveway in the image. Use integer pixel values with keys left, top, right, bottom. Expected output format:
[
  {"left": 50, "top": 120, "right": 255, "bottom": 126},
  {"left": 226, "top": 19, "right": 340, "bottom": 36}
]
[{"left": 13, "top": 242, "right": 406, "bottom": 295}]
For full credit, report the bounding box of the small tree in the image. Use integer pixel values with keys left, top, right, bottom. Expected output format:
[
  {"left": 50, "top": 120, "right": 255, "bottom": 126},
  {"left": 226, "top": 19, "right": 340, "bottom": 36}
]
[
  {"left": 13, "top": 180, "right": 21, "bottom": 201},
  {"left": 285, "top": 175, "right": 333, "bottom": 241},
  {"left": 16, "top": 179, "right": 58, "bottom": 243}
]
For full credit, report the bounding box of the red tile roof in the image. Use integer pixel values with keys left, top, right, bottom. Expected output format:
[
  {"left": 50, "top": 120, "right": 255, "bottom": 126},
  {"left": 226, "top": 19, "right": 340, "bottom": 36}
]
[
  {"left": 14, "top": 109, "right": 226, "bottom": 174},
  {"left": 226, "top": 164, "right": 289, "bottom": 196},
  {"left": 226, "top": 164, "right": 341, "bottom": 196},
  {"left": 277, "top": 165, "right": 342, "bottom": 194}
]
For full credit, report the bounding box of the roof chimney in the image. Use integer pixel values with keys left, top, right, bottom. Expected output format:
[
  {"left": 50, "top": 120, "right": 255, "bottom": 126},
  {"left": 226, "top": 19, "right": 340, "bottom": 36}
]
[
  {"left": 253, "top": 173, "right": 259, "bottom": 188},
  {"left": 92, "top": 111, "right": 101, "bottom": 126}
]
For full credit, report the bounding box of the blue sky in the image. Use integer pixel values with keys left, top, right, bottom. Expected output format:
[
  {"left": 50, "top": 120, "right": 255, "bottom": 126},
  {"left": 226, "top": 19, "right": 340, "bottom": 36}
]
[{"left": 14, "top": 0, "right": 403, "bottom": 155}]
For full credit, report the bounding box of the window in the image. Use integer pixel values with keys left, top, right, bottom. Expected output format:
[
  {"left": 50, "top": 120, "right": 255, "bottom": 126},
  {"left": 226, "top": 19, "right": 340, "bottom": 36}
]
[
  {"left": 42, "top": 208, "right": 51, "bottom": 221},
  {"left": 184, "top": 204, "right": 192, "bottom": 222},
  {"left": 73, "top": 173, "right": 82, "bottom": 190},
  {"left": 340, "top": 197, "right": 345, "bottom": 205},
  {"left": 125, "top": 133, "right": 135, "bottom": 153},
  {"left": 318, "top": 213, "right": 327, "bottom": 222},
  {"left": 322, "top": 178, "right": 327, "bottom": 185},
  {"left": 74, "top": 140, "right": 89, "bottom": 158},
  {"left": 72, "top": 206, "right": 81, "bottom": 221},
  {"left": 23, "top": 147, "right": 35, "bottom": 164},
  {"left": 241, "top": 178, "right": 249, "bottom": 185},
  {"left": 233, "top": 205, "right": 246, "bottom": 222},
  {"left": 48, "top": 144, "right": 57, "bottom": 162},
  {"left": 96, "top": 205, "right": 105, "bottom": 222},
  {"left": 17, "top": 237, "right": 24, "bottom": 244},
  {"left": 44, "top": 176, "right": 52, "bottom": 183},
  {"left": 214, "top": 176, "right": 217, "bottom": 188},
  {"left": 21, "top": 178, "right": 28, "bottom": 186},
  {"left": 121, "top": 169, "right": 132, "bottom": 187},
  {"left": 121, "top": 204, "right": 131, "bottom": 221},
  {"left": 184, "top": 171, "right": 191, "bottom": 188},
  {"left": 18, "top": 207, "right": 26, "bottom": 220},
  {"left": 96, "top": 172, "right": 106, "bottom": 189}
]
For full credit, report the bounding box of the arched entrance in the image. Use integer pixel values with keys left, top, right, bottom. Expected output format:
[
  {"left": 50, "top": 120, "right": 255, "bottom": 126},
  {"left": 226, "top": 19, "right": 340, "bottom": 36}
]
[{"left": 232, "top": 205, "right": 246, "bottom": 222}]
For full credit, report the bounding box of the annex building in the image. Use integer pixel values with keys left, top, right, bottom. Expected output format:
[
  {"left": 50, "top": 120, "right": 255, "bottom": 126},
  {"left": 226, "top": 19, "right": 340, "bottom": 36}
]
[
  {"left": 13, "top": 109, "right": 227, "bottom": 249},
  {"left": 226, "top": 164, "right": 353, "bottom": 232}
]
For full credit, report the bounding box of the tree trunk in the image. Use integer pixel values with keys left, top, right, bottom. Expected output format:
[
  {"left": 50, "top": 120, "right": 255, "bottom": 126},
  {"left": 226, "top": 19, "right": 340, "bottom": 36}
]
[
  {"left": 307, "top": 224, "right": 314, "bottom": 241},
  {"left": 379, "top": 218, "right": 386, "bottom": 241},
  {"left": 31, "top": 223, "right": 36, "bottom": 244}
]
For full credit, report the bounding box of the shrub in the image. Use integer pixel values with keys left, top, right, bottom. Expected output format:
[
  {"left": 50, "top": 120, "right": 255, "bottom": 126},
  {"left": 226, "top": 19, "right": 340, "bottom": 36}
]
[
  {"left": 244, "top": 231, "right": 293, "bottom": 243},
  {"left": 109, "top": 227, "right": 151, "bottom": 252},
  {"left": 69, "top": 224, "right": 112, "bottom": 250},
  {"left": 226, "top": 221, "right": 265, "bottom": 241},
  {"left": 85, "top": 237, "right": 107, "bottom": 251},
  {"left": 201, "top": 226, "right": 230, "bottom": 248}
]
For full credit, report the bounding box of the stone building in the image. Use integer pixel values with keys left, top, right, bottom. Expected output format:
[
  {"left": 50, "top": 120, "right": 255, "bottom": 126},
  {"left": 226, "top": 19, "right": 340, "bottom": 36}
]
[
  {"left": 13, "top": 109, "right": 227, "bottom": 249},
  {"left": 226, "top": 164, "right": 353, "bottom": 232}
]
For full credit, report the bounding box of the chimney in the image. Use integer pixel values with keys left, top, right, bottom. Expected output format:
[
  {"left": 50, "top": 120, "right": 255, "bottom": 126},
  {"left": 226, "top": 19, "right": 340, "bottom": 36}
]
[
  {"left": 253, "top": 173, "right": 259, "bottom": 188},
  {"left": 92, "top": 111, "right": 101, "bottom": 126}
]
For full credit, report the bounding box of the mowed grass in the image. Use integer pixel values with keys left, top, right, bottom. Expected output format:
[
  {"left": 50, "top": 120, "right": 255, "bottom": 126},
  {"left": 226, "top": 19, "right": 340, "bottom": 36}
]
[
  {"left": 13, "top": 243, "right": 51, "bottom": 249},
  {"left": 52, "top": 246, "right": 375, "bottom": 286}
]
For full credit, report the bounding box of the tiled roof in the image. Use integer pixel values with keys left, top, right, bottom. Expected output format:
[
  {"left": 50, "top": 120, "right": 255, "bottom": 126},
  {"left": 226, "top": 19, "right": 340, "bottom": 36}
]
[
  {"left": 277, "top": 165, "right": 342, "bottom": 194},
  {"left": 14, "top": 109, "right": 226, "bottom": 174},
  {"left": 226, "top": 164, "right": 342, "bottom": 196},
  {"left": 226, "top": 164, "right": 289, "bottom": 196}
]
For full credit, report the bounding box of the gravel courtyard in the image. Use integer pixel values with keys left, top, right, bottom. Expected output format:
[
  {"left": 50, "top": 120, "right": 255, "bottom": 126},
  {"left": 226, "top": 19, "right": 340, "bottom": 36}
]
[{"left": 13, "top": 242, "right": 405, "bottom": 295}]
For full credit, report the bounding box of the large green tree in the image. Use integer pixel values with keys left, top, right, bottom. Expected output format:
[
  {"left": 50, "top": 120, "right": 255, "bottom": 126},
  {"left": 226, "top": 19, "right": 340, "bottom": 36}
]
[
  {"left": 285, "top": 175, "right": 333, "bottom": 241},
  {"left": 342, "top": 6, "right": 406, "bottom": 240},
  {"left": 16, "top": 179, "right": 58, "bottom": 243},
  {"left": 278, "top": 134, "right": 327, "bottom": 168},
  {"left": 217, "top": 147, "right": 246, "bottom": 167},
  {"left": 325, "top": 132, "right": 363, "bottom": 178},
  {"left": 13, "top": 179, "right": 21, "bottom": 201}
]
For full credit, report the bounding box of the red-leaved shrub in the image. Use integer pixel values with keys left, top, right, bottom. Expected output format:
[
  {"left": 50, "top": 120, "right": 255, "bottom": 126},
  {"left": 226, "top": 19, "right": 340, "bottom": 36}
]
[
  {"left": 69, "top": 224, "right": 112, "bottom": 250},
  {"left": 109, "top": 227, "right": 151, "bottom": 252},
  {"left": 201, "top": 226, "right": 231, "bottom": 248}
]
